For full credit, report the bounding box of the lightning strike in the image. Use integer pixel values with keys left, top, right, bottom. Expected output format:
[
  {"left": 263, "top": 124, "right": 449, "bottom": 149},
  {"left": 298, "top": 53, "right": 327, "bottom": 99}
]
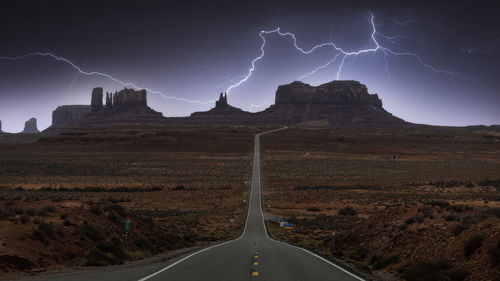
[
  {"left": 226, "top": 13, "right": 463, "bottom": 93},
  {"left": 0, "top": 52, "right": 214, "bottom": 105},
  {"left": 1, "top": 13, "right": 464, "bottom": 109},
  {"left": 460, "top": 35, "right": 500, "bottom": 54}
]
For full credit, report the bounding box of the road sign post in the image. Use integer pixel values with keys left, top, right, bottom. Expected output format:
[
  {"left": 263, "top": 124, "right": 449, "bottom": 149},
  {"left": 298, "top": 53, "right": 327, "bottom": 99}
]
[
  {"left": 125, "top": 219, "right": 131, "bottom": 249},
  {"left": 331, "top": 232, "right": 336, "bottom": 252}
]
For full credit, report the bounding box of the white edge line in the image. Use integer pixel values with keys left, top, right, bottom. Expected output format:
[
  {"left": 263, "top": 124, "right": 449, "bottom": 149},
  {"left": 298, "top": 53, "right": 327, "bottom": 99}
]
[
  {"left": 256, "top": 128, "right": 366, "bottom": 281},
  {"left": 136, "top": 128, "right": 283, "bottom": 281},
  {"left": 139, "top": 126, "right": 365, "bottom": 281},
  {"left": 137, "top": 238, "right": 238, "bottom": 281}
]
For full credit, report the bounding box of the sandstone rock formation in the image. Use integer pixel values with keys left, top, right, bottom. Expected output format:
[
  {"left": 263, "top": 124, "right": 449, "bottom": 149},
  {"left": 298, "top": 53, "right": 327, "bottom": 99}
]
[
  {"left": 75, "top": 88, "right": 164, "bottom": 127},
  {"left": 52, "top": 105, "right": 91, "bottom": 127},
  {"left": 108, "top": 88, "right": 147, "bottom": 110},
  {"left": 45, "top": 80, "right": 407, "bottom": 131},
  {"left": 275, "top": 80, "right": 382, "bottom": 107},
  {"left": 22, "top": 118, "right": 39, "bottom": 133},
  {"left": 190, "top": 92, "right": 252, "bottom": 120},
  {"left": 90, "top": 87, "right": 149, "bottom": 113},
  {"left": 256, "top": 80, "right": 406, "bottom": 127},
  {"left": 167, "top": 80, "right": 407, "bottom": 127},
  {"left": 90, "top": 87, "right": 104, "bottom": 113}
]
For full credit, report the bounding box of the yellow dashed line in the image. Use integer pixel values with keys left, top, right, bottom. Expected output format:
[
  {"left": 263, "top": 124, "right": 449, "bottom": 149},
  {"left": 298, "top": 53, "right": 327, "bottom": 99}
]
[
  {"left": 254, "top": 255, "right": 258, "bottom": 258},
  {"left": 253, "top": 261, "right": 259, "bottom": 266},
  {"left": 252, "top": 271, "right": 259, "bottom": 277}
]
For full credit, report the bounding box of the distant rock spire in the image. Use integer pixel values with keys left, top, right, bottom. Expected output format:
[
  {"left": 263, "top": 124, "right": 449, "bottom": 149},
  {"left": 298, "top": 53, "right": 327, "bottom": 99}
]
[
  {"left": 90, "top": 87, "right": 104, "bottom": 112},
  {"left": 216, "top": 92, "right": 228, "bottom": 108},
  {"left": 105, "top": 92, "right": 112, "bottom": 108},
  {"left": 22, "top": 118, "right": 39, "bottom": 134}
]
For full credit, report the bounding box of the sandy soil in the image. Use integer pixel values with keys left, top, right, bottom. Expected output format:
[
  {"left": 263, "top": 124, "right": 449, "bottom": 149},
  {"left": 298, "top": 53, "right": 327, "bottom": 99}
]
[
  {"left": 0, "top": 125, "right": 263, "bottom": 278},
  {"left": 260, "top": 127, "right": 500, "bottom": 280}
]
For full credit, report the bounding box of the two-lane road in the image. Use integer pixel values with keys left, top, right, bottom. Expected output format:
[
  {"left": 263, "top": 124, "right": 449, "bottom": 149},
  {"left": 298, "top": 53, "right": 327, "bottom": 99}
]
[{"left": 17, "top": 128, "right": 364, "bottom": 281}]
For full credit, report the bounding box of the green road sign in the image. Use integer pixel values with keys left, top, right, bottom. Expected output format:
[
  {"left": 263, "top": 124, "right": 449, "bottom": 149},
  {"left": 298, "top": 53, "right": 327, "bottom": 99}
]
[{"left": 125, "top": 219, "right": 130, "bottom": 231}]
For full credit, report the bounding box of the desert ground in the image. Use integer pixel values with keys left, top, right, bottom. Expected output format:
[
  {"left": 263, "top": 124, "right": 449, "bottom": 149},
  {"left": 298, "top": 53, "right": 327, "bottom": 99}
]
[
  {"left": 0, "top": 125, "right": 499, "bottom": 280},
  {"left": 0, "top": 125, "right": 266, "bottom": 278},
  {"left": 261, "top": 127, "right": 500, "bottom": 280}
]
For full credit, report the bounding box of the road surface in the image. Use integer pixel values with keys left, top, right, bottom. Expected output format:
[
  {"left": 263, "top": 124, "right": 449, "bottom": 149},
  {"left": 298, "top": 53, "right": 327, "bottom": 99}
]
[{"left": 18, "top": 128, "right": 364, "bottom": 281}]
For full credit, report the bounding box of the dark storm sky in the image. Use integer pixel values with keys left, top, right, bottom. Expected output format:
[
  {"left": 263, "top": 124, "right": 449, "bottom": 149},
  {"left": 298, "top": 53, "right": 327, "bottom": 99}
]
[{"left": 0, "top": 0, "right": 499, "bottom": 132}]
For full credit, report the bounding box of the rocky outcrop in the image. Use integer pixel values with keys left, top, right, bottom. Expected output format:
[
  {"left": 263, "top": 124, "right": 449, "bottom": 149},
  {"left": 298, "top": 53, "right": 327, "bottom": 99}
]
[
  {"left": 0, "top": 120, "right": 2, "bottom": 133},
  {"left": 256, "top": 80, "right": 406, "bottom": 127},
  {"left": 190, "top": 92, "right": 252, "bottom": 120},
  {"left": 168, "top": 80, "right": 407, "bottom": 127},
  {"left": 90, "top": 87, "right": 104, "bottom": 113},
  {"left": 52, "top": 105, "right": 91, "bottom": 127},
  {"left": 215, "top": 92, "right": 228, "bottom": 108},
  {"left": 75, "top": 88, "right": 164, "bottom": 127},
  {"left": 22, "top": 118, "right": 39, "bottom": 134},
  {"left": 44, "top": 80, "right": 407, "bottom": 130},
  {"left": 43, "top": 88, "right": 164, "bottom": 132},
  {"left": 275, "top": 80, "right": 382, "bottom": 107},
  {"left": 108, "top": 88, "right": 147, "bottom": 110}
]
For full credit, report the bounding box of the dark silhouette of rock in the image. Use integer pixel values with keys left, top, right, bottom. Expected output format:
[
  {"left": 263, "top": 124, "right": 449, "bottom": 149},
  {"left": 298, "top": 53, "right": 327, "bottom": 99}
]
[
  {"left": 0, "top": 120, "right": 2, "bottom": 133},
  {"left": 44, "top": 80, "right": 408, "bottom": 131},
  {"left": 52, "top": 105, "right": 91, "bottom": 127},
  {"left": 256, "top": 80, "right": 406, "bottom": 127},
  {"left": 105, "top": 92, "right": 112, "bottom": 108},
  {"left": 90, "top": 87, "right": 104, "bottom": 112},
  {"left": 75, "top": 87, "right": 164, "bottom": 127},
  {"left": 22, "top": 118, "right": 39, "bottom": 133},
  {"left": 215, "top": 92, "right": 228, "bottom": 108},
  {"left": 110, "top": 88, "right": 147, "bottom": 110},
  {"left": 179, "top": 80, "right": 406, "bottom": 127},
  {"left": 190, "top": 92, "right": 252, "bottom": 123},
  {"left": 274, "top": 80, "right": 382, "bottom": 107}
]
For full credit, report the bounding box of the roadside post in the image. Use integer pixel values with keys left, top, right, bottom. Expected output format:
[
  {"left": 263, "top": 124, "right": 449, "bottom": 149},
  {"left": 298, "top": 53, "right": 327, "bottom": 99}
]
[
  {"left": 331, "top": 232, "right": 336, "bottom": 252},
  {"left": 125, "top": 219, "right": 131, "bottom": 248}
]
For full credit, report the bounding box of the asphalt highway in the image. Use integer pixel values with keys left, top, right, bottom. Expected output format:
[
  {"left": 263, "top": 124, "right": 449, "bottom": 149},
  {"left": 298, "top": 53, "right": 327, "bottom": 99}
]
[{"left": 18, "top": 128, "right": 364, "bottom": 281}]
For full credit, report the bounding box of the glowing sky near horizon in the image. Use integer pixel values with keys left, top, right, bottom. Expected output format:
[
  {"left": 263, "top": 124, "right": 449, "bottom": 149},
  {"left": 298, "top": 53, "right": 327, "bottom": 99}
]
[{"left": 0, "top": 0, "right": 499, "bottom": 132}]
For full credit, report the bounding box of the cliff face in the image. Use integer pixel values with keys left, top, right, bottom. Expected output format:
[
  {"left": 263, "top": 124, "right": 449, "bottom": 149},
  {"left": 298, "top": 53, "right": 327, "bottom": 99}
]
[
  {"left": 52, "top": 105, "right": 91, "bottom": 127},
  {"left": 174, "top": 80, "right": 406, "bottom": 127},
  {"left": 78, "top": 88, "right": 164, "bottom": 127},
  {"left": 257, "top": 80, "right": 406, "bottom": 127},
  {"left": 45, "top": 80, "right": 407, "bottom": 130},
  {"left": 22, "top": 118, "right": 39, "bottom": 133},
  {"left": 107, "top": 88, "right": 148, "bottom": 111},
  {"left": 90, "top": 87, "right": 104, "bottom": 113},
  {"left": 275, "top": 80, "right": 382, "bottom": 107}
]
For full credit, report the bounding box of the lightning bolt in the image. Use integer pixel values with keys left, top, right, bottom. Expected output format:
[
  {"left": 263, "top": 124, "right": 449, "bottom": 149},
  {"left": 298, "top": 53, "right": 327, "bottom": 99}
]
[
  {"left": 460, "top": 35, "right": 500, "bottom": 54},
  {"left": 376, "top": 17, "right": 417, "bottom": 26},
  {"left": 0, "top": 52, "right": 214, "bottom": 105},
  {"left": 1, "top": 13, "right": 465, "bottom": 109},
  {"left": 226, "top": 12, "right": 464, "bottom": 93}
]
